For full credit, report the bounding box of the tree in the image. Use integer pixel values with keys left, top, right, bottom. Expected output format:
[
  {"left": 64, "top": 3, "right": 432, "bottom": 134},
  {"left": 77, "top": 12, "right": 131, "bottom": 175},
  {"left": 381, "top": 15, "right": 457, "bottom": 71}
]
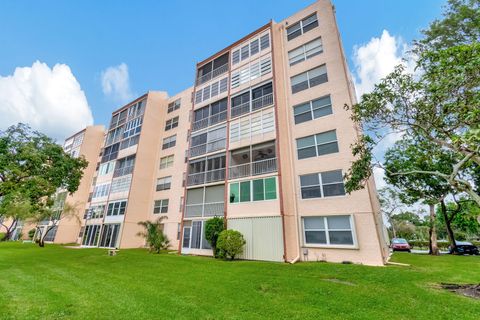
[
  {"left": 204, "top": 217, "right": 224, "bottom": 258},
  {"left": 344, "top": 0, "right": 480, "bottom": 206},
  {"left": 378, "top": 187, "right": 410, "bottom": 238},
  {"left": 437, "top": 198, "right": 480, "bottom": 241},
  {"left": 0, "top": 123, "right": 88, "bottom": 240},
  {"left": 216, "top": 230, "right": 246, "bottom": 260},
  {"left": 383, "top": 139, "right": 456, "bottom": 254},
  {"left": 137, "top": 217, "right": 170, "bottom": 253}
]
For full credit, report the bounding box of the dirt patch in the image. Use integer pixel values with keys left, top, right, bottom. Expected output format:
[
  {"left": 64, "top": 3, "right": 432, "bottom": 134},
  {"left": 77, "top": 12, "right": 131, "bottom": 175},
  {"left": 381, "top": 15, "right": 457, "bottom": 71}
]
[{"left": 441, "top": 283, "right": 480, "bottom": 299}]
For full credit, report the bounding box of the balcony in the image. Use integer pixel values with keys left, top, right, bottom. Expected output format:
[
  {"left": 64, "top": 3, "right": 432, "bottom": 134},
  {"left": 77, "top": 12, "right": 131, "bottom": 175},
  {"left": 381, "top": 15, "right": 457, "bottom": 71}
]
[
  {"left": 231, "top": 93, "right": 273, "bottom": 119},
  {"left": 113, "top": 165, "right": 134, "bottom": 178},
  {"left": 192, "top": 110, "right": 227, "bottom": 132},
  {"left": 196, "top": 64, "right": 229, "bottom": 86},
  {"left": 187, "top": 168, "right": 226, "bottom": 186},
  {"left": 189, "top": 139, "right": 226, "bottom": 158},
  {"left": 229, "top": 158, "right": 277, "bottom": 179},
  {"left": 185, "top": 202, "right": 224, "bottom": 218}
]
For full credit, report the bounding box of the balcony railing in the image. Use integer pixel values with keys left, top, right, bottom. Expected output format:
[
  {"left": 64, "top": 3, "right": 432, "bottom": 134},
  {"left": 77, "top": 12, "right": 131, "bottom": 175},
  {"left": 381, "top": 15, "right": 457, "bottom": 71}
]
[
  {"left": 187, "top": 168, "right": 225, "bottom": 186},
  {"left": 196, "top": 64, "right": 229, "bottom": 86},
  {"left": 229, "top": 158, "right": 277, "bottom": 179},
  {"left": 230, "top": 93, "right": 274, "bottom": 119},
  {"left": 192, "top": 110, "right": 227, "bottom": 132},
  {"left": 185, "top": 201, "right": 224, "bottom": 218},
  {"left": 189, "top": 139, "right": 226, "bottom": 158}
]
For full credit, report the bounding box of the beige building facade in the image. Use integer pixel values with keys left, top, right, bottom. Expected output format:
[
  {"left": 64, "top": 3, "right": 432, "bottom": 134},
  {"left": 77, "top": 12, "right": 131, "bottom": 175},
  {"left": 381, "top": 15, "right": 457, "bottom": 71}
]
[{"left": 48, "top": 0, "right": 388, "bottom": 266}]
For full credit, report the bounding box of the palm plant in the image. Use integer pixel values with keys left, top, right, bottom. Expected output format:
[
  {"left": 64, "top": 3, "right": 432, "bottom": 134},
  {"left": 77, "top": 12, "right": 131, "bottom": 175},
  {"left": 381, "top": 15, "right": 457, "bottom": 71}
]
[{"left": 137, "top": 217, "right": 170, "bottom": 253}]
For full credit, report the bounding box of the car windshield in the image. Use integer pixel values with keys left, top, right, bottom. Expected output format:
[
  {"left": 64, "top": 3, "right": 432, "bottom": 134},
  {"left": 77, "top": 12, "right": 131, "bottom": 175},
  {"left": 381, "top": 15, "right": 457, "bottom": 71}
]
[{"left": 392, "top": 239, "right": 408, "bottom": 244}]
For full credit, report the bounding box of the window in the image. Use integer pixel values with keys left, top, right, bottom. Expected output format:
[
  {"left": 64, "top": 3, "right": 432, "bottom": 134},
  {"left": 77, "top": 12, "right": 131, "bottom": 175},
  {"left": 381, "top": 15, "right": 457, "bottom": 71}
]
[
  {"left": 229, "top": 109, "right": 275, "bottom": 142},
  {"left": 192, "top": 98, "right": 227, "bottom": 131},
  {"left": 294, "top": 95, "right": 332, "bottom": 125},
  {"left": 159, "top": 155, "right": 174, "bottom": 169},
  {"left": 287, "top": 13, "right": 318, "bottom": 41},
  {"left": 85, "top": 204, "right": 106, "bottom": 219},
  {"left": 300, "top": 170, "right": 345, "bottom": 199},
  {"left": 101, "top": 143, "right": 119, "bottom": 163},
  {"left": 153, "top": 199, "right": 169, "bottom": 214},
  {"left": 231, "top": 32, "right": 270, "bottom": 65},
  {"left": 92, "top": 183, "right": 110, "bottom": 198},
  {"left": 156, "top": 176, "right": 172, "bottom": 191},
  {"left": 99, "top": 223, "right": 120, "bottom": 248},
  {"left": 291, "top": 65, "right": 328, "bottom": 93},
  {"left": 189, "top": 126, "right": 226, "bottom": 157},
  {"left": 123, "top": 117, "right": 142, "bottom": 138},
  {"left": 165, "top": 116, "right": 179, "bottom": 131},
  {"left": 120, "top": 134, "right": 139, "bottom": 150},
  {"left": 43, "top": 226, "right": 58, "bottom": 242},
  {"left": 168, "top": 99, "right": 181, "bottom": 113},
  {"left": 288, "top": 38, "right": 323, "bottom": 66},
  {"left": 194, "top": 77, "right": 228, "bottom": 104},
  {"left": 296, "top": 130, "right": 338, "bottom": 160},
  {"left": 229, "top": 177, "right": 277, "bottom": 203},
  {"left": 231, "top": 57, "right": 272, "bottom": 89},
  {"left": 230, "top": 82, "right": 273, "bottom": 118},
  {"left": 185, "top": 185, "right": 224, "bottom": 218},
  {"left": 196, "top": 53, "right": 229, "bottom": 85},
  {"left": 82, "top": 225, "right": 101, "bottom": 246},
  {"left": 113, "top": 155, "right": 135, "bottom": 177},
  {"left": 303, "top": 216, "right": 354, "bottom": 246},
  {"left": 162, "top": 135, "right": 176, "bottom": 150},
  {"left": 99, "top": 161, "right": 115, "bottom": 176},
  {"left": 106, "top": 200, "right": 127, "bottom": 216},
  {"left": 182, "top": 221, "right": 211, "bottom": 250},
  {"left": 110, "top": 175, "right": 132, "bottom": 193}
]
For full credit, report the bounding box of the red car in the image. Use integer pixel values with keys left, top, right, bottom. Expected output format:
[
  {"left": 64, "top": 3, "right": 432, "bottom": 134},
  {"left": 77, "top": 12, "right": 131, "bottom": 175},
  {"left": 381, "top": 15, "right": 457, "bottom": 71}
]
[{"left": 391, "top": 238, "right": 411, "bottom": 252}]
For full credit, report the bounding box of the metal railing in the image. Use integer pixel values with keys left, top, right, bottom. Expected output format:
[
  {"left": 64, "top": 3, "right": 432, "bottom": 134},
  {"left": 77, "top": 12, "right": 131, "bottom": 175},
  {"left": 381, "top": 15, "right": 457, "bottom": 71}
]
[
  {"left": 230, "top": 93, "right": 274, "bottom": 119},
  {"left": 187, "top": 168, "right": 226, "bottom": 186},
  {"left": 196, "top": 64, "right": 229, "bottom": 86},
  {"left": 185, "top": 201, "right": 224, "bottom": 218},
  {"left": 229, "top": 158, "right": 277, "bottom": 179},
  {"left": 192, "top": 110, "right": 227, "bottom": 132}
]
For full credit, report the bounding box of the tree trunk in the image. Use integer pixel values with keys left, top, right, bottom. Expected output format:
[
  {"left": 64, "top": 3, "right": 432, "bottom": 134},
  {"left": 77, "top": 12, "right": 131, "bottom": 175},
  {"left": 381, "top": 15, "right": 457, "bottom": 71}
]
[
  {"left": 440, "top": 199, "right": 457, "bottom": 253},
  {"left": 428, "top": 203, "right": 439, "bottom": 255}
]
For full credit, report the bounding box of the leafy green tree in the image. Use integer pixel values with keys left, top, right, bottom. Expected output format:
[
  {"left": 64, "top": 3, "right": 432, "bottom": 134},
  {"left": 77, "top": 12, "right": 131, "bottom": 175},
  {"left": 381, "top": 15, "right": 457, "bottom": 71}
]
[
  {"left": 0, "top": 124, "right": 88, "bottom": 240},
  {"left": 204, "top": 217, "right": 224, "bottom": 258},
  {"left": 217, "top": 230, "right": 246, "bottom": 260},
  {"left": 383, "top": 139, "right": 456, "bottom": 254},
  {"left": 137, "top": 217, "right": 170, "bottom": 253},
  {"left": 436, "top": 198, "right": 480, "bottom": 241},
  {"left": 378, "top": 187, "right": 406, "bottom": 238},
  {"left": 344, "top": 0, "right": 480, "bottom": 206}
]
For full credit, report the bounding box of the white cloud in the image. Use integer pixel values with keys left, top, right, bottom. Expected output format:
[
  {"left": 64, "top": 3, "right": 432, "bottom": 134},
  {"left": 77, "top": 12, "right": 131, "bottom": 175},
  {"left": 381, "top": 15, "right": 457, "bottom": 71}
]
[
  {"left": 101, "top": 63, "right": 133, "bottom": 102},
  {"left": 352, "top": 30, "right": 413, "bottom": 100},
  {"left": 0, "top": 61, "right": 94, "bottom": 141}
]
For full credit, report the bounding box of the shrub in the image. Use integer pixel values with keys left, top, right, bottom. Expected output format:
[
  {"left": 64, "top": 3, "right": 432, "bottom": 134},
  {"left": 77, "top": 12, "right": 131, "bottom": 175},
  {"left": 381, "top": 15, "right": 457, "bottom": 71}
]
[
  {"left": 28, "top": 229, "right": 36, "bottom": 239},
  {"left": 137, "top": 217, "right": 170, "bottom": 253},
  {"left": 0, "top": 233, "right": 6, "bottom": 241},
  {"left": 217, "top": 229, "right": 246, "bottom": 260},
  {"left": 204, "top": 217, "right": 224, "bottom": 258}
]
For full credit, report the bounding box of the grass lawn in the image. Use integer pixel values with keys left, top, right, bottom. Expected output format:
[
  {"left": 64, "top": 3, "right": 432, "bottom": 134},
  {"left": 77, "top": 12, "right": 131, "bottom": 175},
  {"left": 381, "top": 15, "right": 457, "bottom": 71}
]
[{"left": 0, "top": 242, "right": 479, "bottom": 319}]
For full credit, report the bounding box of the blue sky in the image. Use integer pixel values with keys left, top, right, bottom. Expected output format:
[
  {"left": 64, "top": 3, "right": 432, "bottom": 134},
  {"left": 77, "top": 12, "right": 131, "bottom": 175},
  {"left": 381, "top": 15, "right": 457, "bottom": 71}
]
[{"left": 0, "top": 0, "right": 444, "bottom": 136}]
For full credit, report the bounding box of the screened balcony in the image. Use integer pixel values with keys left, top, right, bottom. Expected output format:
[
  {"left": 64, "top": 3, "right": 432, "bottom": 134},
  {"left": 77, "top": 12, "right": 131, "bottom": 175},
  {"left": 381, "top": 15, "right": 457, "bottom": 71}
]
[
  {"left": 196, "top": 53, "right": 229, "bottom": 86},
  {"left": 230, "top": 82, "right": 273, "bottom": 118},
  {"left": 192, "top": 98, "right": 227, "bottom": 132},
  {"left": 113, "top": 155, "right": 135, "bottom": 178},
  {"left": 185, "top": 185, "right": 225, "bottom": 218},
  {"left": 187, "top": 153, "right": 226, "bottom": 186},
  {"left": 229, "top": 141, "right": 277, "bottom": 179},
  {"left": 189, "top": 126, "right": 226, "bottom": 158}
]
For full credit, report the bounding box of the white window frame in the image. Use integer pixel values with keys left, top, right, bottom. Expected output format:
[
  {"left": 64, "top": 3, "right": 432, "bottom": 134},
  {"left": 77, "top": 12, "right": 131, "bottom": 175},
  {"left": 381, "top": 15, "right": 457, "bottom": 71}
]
[
  {"left": 162, "top": 135, "right": 177, "bottom": 150},
  {"left": 288, "top": 37, "right": 323, "bottom": 66},
  {"left": 159, "top": 155, "right": 174, "bottom": 169},
  {"left": 286, "top": 13, "right": 318, "bottom": 41},
  {"left": 302, "top": 215, "right": 357, "bottom": 248},
  {"left": 165, "top": 116, "right": 179, "bottom": 131},
  {"left": 296, "top": 130, "right": 338, "bottom": 160},
  {"left": 156, "top": 176, "right": 172, "bottom": 191},
  {"left": 168, "top": 99, "right": 181, "bottom": 113},
  {"left": 153, "top": 199, "right": 169, "bottom": 214},
  {"left": 231, "top": 31, "right": 271, "bottom": 66},
  {"left": 293, "top": 95, "right": 332, "bottom": 125},
  {"left": 299, "top": 170, "right": 346, "bottom": 200}
]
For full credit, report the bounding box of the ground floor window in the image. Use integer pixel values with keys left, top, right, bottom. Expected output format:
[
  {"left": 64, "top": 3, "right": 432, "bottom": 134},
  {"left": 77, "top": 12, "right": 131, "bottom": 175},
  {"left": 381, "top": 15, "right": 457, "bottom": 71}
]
[
  {"left": 99, "top": 224, "right": 120, "bottom": 248},
  {"left": 43, "top": 226, "right": 58, "bottom": 242},
  {"left": 82, "top": 225, "right": 101, "bottom": 246},
  {"left": 182, "top": 220, "right": 211, "bottom": 250},
  {"left": 303, "top": 215, "right": 355, "bottom": 246},
  {"left": 229, "top": 177, "right": 277, "bottom": 203}
]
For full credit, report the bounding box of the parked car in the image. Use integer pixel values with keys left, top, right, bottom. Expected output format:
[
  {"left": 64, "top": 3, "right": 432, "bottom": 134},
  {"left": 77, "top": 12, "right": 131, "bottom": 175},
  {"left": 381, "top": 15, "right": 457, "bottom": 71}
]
[
  {"left": 390, "top": 238, "right": 411, "bottom": 252},
  {"left": 448, "top": 241, "right": 479, "bottom": 255}
]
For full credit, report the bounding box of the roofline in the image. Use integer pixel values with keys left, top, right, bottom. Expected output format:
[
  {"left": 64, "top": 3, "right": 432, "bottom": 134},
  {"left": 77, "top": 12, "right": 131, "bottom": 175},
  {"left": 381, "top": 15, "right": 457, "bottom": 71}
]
[
  {"left": 111, "top": 93, "right": 149, "bottom": 115},
  {"left": 196, "top": 21, "right": 272, "bottom": 68}
]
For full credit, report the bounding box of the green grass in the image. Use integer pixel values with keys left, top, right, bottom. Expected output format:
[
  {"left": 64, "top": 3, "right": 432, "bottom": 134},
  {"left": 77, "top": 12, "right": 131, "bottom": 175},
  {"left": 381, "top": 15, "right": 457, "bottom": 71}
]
[{"left": 0, "top": 242, "right": 479, "bottom": 319}]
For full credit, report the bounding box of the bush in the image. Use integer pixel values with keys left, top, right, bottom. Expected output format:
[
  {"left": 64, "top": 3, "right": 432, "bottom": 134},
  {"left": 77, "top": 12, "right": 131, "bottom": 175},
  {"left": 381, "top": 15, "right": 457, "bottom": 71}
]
[
  {"left": 28, "top": 229, "right": 36, "bottom": 239},
  {"left": 0, "top": 233, "right": 6, "bottom": 241},
  {"left": 205, "top": 217, "right": 224, "bottom": 258},
  {"left": 217, "top": 230, "right": 246, "bottom": 260},
  {"left": 137, "top": 218, "right": 170, "bottom": 253}
]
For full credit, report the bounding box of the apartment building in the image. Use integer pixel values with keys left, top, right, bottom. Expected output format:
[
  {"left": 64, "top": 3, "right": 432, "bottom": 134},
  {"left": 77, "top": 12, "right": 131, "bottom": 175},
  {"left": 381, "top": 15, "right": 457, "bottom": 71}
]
[
  {"left": 48, "top": 0, "right": 388, "bottom": 266},
  {"left": 33, "top": 125, "right": 105, "bottom": 244}
]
